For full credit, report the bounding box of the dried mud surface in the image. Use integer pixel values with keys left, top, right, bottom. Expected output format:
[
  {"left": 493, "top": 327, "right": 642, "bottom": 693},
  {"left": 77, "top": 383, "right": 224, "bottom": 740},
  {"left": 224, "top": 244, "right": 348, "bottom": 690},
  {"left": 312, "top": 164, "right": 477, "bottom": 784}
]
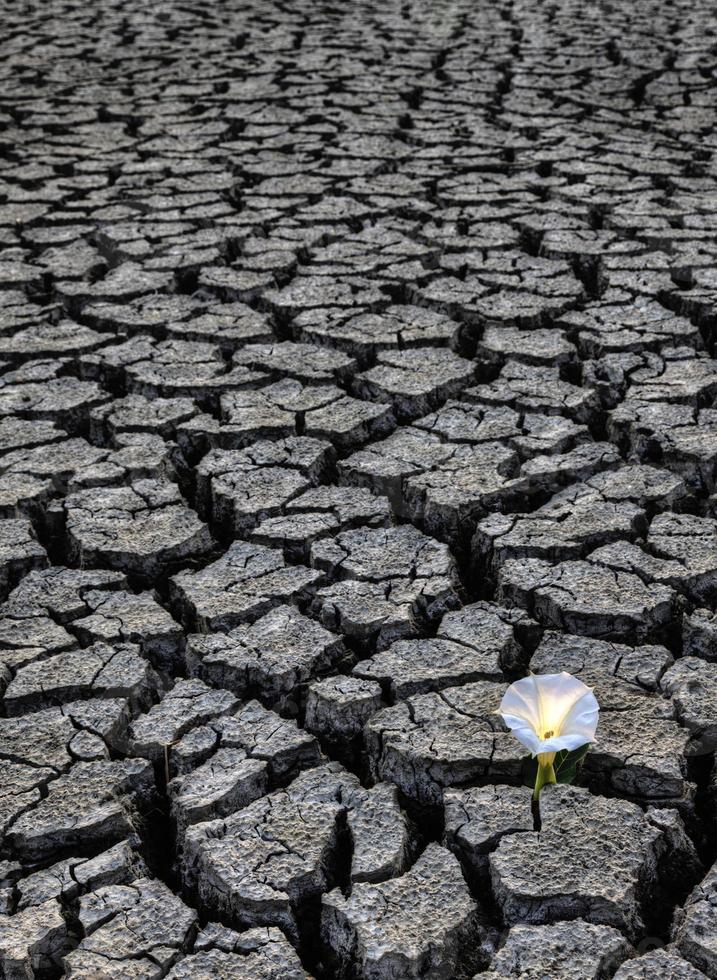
[{"left": 2, "top": 1, "right": 717, "bottom": 977}]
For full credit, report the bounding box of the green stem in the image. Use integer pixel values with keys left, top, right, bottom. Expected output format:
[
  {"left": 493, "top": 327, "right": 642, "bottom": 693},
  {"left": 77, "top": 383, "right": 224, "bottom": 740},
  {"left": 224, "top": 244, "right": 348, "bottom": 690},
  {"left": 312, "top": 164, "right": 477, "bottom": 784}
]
[{"left": 533, "top": 760, "right": 557, "bottom": 800}]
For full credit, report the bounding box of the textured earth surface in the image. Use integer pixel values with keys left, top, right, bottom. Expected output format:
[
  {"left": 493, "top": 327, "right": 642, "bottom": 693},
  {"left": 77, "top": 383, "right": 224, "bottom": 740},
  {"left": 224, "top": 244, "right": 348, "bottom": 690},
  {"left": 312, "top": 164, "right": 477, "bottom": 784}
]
[{"left": 2, "top": 0, "right": 717, "bottom": 977}]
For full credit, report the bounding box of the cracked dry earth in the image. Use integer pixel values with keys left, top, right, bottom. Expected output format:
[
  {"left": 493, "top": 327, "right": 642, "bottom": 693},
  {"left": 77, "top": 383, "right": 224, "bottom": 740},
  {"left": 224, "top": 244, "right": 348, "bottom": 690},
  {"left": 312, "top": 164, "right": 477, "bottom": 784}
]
[{"left": 4, "top": 3, "right": 717, "bottom": 980}]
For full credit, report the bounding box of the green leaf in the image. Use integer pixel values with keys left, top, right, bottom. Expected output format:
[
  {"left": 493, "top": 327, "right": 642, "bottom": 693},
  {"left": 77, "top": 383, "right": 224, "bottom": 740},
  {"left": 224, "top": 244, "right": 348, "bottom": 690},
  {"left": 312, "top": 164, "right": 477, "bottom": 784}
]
[{"left": 554, "top": 744, "right": 590, "bottom": 785}]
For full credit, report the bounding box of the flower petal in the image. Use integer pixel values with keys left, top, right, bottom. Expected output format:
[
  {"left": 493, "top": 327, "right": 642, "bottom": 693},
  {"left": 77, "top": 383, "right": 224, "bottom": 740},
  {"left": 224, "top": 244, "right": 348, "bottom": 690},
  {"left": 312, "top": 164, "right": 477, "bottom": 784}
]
[
  {"left": 500, "top": 716, "right": 542, "bottom": 755},
  {"left": 497, "top": 671, "right": 600, "bottom": 759},
  {"left": 538, "top": 731, "right": 594, "bottom": 754},
  {"left": 498, "top": 675, "right": 542, "bottom": 733},
  {"left": 532, "top": 672, "right": 596, "bottom": 738},
  {"left": 558, "top": 688, "right": 600, "bottom": 743},
  {"left": 498, "top": 671, "right": 600, "bottom": 755}
]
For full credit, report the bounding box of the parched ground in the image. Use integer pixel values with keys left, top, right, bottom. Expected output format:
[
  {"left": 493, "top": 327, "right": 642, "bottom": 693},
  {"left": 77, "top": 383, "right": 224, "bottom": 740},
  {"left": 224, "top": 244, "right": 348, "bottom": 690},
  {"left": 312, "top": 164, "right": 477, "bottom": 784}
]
[{"left": 2, "top": 0, "right": 717, "bottom": 977}]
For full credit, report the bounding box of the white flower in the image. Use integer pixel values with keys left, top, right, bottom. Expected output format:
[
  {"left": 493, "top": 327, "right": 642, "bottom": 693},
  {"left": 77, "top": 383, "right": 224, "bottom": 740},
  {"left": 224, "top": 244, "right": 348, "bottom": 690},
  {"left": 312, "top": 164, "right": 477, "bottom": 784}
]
[{"left": 498, "top": 671, "right": 599, "bottom": 759}]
